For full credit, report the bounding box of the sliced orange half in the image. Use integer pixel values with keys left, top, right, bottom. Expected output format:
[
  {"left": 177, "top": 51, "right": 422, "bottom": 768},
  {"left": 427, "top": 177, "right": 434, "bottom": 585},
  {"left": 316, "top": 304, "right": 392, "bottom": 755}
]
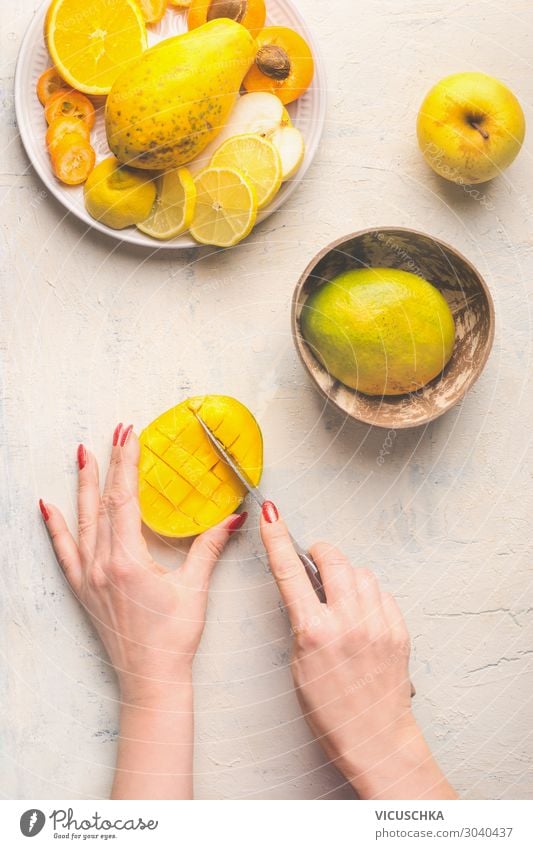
[{"left": 45, "top": 0, "right": 147, "bottom": 96}]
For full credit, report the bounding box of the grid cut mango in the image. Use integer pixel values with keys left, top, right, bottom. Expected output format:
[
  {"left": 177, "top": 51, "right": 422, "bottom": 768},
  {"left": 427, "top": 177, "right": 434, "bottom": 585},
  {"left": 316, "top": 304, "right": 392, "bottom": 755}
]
[{"left": 139, "top": 395, "right": 263, "bottom": 538}]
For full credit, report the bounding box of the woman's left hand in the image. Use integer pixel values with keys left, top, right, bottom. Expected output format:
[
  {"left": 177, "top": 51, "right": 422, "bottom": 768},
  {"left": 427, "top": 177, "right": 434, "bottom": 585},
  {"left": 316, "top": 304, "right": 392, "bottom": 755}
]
[
  {"left": 40, "top": 423, "right": 245, "bottom": 707},
  {"left": 40, "top": 424, "right": 246, "bottom": 798}
]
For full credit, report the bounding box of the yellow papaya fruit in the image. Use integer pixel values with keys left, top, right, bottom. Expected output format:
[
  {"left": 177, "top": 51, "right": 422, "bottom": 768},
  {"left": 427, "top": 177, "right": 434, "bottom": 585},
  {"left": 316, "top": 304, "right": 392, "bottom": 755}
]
[
  {"left": 105, "top": 19, "right": 257, "bottom": 170},
  {"left": 139, "top": 395, "right": 263, "bottom": 538}
]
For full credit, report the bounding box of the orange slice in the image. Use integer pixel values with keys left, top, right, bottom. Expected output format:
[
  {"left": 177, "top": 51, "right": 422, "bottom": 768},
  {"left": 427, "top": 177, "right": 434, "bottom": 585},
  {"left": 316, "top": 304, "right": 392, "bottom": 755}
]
[{"left": 45, "top": 0, "right": 147, "bottom": 96}]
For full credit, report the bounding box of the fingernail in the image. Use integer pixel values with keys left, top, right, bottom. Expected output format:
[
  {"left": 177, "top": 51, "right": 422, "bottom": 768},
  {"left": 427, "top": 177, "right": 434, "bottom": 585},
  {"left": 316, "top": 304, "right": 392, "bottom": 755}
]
[
  {"left": 120, "top": 424, "right": 133, "bottom": 447},
  {"left": 262, "top": 501, "right": 279, "bottom": 523},
  {"left": 77, "top": 444, "right": 87, "bottom": 471},
  {"left": 39, "top": 499, "right": 50, "bottom": 522},
  {"left": 227, "top": 511, "right": 248, "bottom": 533},
  {"left": 112, "top": 423, "right": 123, "bottom": 447}
]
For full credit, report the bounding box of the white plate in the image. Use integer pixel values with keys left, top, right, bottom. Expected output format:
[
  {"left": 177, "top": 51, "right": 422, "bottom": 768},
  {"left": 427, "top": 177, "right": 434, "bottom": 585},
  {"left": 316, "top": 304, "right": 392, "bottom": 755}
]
[{"left": 15, "top": 1, "right": 327, "bottom": 249}]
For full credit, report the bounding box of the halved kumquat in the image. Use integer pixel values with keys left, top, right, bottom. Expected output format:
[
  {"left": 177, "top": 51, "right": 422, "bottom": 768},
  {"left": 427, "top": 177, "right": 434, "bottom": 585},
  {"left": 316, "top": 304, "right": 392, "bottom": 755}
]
[
  {"left": 51, "top": 138, "right": 95, "bottom": 185},
  {"left": 45, "top": 116, "right": 90, "bottom": 154},
  {"left": 44, "top": 90, "right": 96, "bottom": 129},
  {"left": 36, "top": 67, "right": 69, "bottom": 106}
]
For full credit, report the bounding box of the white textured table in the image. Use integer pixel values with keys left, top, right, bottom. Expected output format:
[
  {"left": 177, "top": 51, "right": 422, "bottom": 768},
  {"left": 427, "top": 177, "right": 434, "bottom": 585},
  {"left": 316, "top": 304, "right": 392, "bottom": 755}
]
[{"left": 2, "top": 0, "right": 532, "bottom": 800}]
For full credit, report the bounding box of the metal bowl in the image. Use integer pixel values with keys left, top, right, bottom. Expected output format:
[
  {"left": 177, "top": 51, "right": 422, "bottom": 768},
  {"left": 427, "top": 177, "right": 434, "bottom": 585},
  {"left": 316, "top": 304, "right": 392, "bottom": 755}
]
[{"left": 292, "top": 227, "right": 495, "bottom": 429}]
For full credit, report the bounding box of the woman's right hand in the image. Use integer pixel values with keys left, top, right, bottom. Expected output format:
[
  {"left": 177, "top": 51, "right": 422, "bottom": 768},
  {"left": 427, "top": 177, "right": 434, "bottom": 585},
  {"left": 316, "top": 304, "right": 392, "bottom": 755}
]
[{"left": 260, "top": 501, "right": 457, "bottom": 800}]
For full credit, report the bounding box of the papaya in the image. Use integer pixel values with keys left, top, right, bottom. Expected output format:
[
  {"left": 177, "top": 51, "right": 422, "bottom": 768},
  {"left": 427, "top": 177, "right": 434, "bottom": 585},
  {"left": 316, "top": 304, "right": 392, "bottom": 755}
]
[
  {"left": 139, "top": 395, "right": 263, "bottom": 538},
  {"left": 105, "top": 19, "right": 257, "bottom": 170}
]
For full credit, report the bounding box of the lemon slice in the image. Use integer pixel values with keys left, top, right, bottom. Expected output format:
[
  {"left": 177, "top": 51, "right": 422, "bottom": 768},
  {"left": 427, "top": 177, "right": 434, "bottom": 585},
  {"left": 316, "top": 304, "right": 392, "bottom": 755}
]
[
  {"left": 137, "top": 168, "right": 196, "bottom": 240},
  {"left": 45, "top": 0, "right": 147, "bottom": 95},
  {"left": 210, "top": 134, "right": 282, "bottom": 210},
  {"left": 189, "top": 167, "right": 257, "bottom": 248}
]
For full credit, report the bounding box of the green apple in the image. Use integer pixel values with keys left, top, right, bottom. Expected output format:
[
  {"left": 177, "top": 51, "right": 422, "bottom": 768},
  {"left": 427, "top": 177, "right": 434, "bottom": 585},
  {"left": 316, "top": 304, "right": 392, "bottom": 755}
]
[{"left": 417, "top": 72, "right": 525, "bottom": 184}]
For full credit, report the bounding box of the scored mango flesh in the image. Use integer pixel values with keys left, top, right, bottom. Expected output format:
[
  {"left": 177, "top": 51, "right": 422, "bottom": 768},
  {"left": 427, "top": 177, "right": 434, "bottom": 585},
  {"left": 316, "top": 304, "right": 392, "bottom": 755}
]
[{"left": 139, "top": 395, "right": 263, "bottom": 538}]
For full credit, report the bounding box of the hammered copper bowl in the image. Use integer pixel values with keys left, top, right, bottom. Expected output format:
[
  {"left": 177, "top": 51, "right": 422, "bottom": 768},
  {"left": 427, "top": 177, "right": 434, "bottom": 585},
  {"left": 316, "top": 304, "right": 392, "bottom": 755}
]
[{"left": 292, "top": 228, "right": 495, "bottom": 429}]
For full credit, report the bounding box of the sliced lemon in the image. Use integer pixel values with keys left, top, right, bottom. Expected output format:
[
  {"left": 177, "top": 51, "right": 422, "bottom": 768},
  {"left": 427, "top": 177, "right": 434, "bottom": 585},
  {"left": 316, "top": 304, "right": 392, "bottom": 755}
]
[
  {"left": 45, "top": 0, "right": 147, "bottom": 96},
  {"left": 210, "top": 134, "right": 282, "bottom": 210},
  {"left": 138, "top": 168, "right": 196, "bottom": 240},
  {"left": 189, "top": 167, "right": 257, "bottom": 248}
]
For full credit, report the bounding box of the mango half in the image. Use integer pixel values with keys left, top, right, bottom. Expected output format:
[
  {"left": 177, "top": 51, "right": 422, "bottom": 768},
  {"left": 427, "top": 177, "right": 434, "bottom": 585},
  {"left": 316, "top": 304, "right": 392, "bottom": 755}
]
[{"left": 139, "top": 395, "right": 263, "bottom": 537}]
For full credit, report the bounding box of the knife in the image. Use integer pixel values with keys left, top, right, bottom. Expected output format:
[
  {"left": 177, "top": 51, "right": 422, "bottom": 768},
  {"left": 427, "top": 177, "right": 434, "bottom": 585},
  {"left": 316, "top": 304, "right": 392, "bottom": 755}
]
[
  {"left": 195, "top": 412, "right": 416, "bottom": 697},
  {"left": 194, "top": 412, "right": 327, "bottom": 604}
]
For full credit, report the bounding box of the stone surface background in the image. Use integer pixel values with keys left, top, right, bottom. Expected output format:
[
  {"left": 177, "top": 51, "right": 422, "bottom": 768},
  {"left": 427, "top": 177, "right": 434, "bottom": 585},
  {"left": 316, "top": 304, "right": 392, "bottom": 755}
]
[{"left": 1, "top": 0, "right": 532, "bottom": 799}]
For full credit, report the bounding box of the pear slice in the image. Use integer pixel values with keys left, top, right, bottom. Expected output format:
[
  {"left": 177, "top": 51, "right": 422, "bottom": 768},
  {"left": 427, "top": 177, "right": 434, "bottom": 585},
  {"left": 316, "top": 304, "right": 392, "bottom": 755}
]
[
  {"left": 189, "top": 92, "right": 286, "bottom": 174},
  {"left": 270, "top": 126, "right": 305, "bottom": 180}
]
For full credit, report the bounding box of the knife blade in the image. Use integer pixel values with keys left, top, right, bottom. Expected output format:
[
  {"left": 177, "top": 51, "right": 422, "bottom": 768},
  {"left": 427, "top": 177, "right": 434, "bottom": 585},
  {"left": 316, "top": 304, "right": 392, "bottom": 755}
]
[{"left": 194, "top": 412, "right": 327, "bottom": 604}]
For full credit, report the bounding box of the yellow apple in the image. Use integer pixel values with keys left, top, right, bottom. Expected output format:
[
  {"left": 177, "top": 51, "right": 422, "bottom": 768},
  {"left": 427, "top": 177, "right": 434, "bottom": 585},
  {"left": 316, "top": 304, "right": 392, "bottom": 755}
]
[{"left": 417, "top": 72, "right": 525, "bottom": 184}]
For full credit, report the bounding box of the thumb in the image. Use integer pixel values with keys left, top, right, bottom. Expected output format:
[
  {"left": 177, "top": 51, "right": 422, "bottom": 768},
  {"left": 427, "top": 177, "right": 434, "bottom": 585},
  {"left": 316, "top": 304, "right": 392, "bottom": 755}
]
[{"left": 180, "top": 512, "right": 248, "bottom": 590}]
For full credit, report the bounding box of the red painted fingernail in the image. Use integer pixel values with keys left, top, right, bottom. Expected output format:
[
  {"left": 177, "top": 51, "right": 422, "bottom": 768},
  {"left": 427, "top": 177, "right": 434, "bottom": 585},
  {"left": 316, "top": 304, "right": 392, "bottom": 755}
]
[
  {"left": 39, "top": 499, "right": 50, "bottom": 522},
  {"left": 120, "top": 424, "right": 133, "bottom": 447},
  {"left": 77, "top": 444, "right": 87, "bottom": 471},
  {"left": 227, "top": 511, "right": 248, "bottom": 533},
  {"left": 113, "top": 423, "right": 123, "bottom": 447},
  {"left": 262, "top": 501, "right": 279, "bottom": 523}
]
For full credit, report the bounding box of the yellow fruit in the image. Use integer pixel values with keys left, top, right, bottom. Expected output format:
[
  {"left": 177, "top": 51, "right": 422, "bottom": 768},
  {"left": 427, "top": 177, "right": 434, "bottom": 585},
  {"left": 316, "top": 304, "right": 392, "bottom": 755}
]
[
  {"left": 417, "top": 72, "right": 526, "bottom": 184},
  {"left": 188, "top": 91, "right": 288, "bottom": 175},
  {"left": 168, "top": 0, "right": 190, "bottom": 5},
  {"left": 139, "top": 395, "right": 263, "bottom": 538},
  {"left": 189, "top": 167, "right": 257, "bottom": 247},
  {"left": 242, "top": 25, "right": 315, "bottom": 105},
  {"left": 281, "top": 107, "right": 293, "bottom": 127},
  {"left": 50, "top": 138, "right": 95, "bottom": 185},
  {"left": 46, "top": 117, "right": 90, "bottom": 154},
  {"left": 44, "top": 0, "right": 147, "bottom": 96},
  {"left": 188, "top": 0, "right": 266, "bottom": 34},
  {"left": 138, "top": 168, "right": 196, "bottom": 240},
  {"left": 138, "top": 0, "right": 167, "bottom": 23},
  {"left": 301, "top": 268, "right": 456, "bottom": 396},
  {"left": 84, "top": 156, "right": 156, "bottom": 230},
  {"left": 270, "top": 126, "right": 304, "bottom": 180},
  {"left": 210, "top": 134, "right": 282, "bottom": 209},
  {"left": 105, "top": 19, "right": 256, "bottom": 170}
]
